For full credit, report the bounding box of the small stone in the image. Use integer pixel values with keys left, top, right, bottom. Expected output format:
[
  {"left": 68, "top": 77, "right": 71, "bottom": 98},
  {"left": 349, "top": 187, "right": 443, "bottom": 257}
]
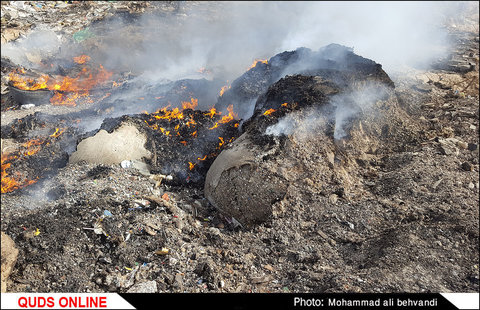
[
  {"left": 456, "top": 140, "right": 468, "bottom": 150},
  {"left": 468, "top": 182, "right": 475, "bottom": 189},
  {"left": 127, "top": 280, "right": 157, "bottom": 293},
  {"left": 438, "top": 139, "right": 459, "bottom": 156},
  {"left": 328, "top": 194, "right": 338, "bottom": 204},
  {"left": 263, "top": 264, "right": 275, "bottom": 272},
  {"left": 461, "top": 162, "right": 473, "bottom": 171},
  {"left": 468, "top": 143, "right": 478, "bottom": 152},
  {"left": 432, "top": 179, "right": 443, "bottom": 190},
  {"left": 413, "top": 84, "right": 433, "bottom": 93}
]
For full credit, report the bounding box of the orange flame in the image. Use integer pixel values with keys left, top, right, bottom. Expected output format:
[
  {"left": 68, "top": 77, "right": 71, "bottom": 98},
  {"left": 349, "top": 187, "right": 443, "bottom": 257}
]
[
  {"left": 8, "top": 71, "right": 49, "bottom": 91},
  {"left": 153, "top": 107, "right": 184, "bottom": 121},
  {"left": 181, "top": 98, "right": 198, "bottom": 110},
  {"left": 217, "top": 137, "right": 225, "bottom": 149},
  {"left": 209, "top": 105, "right": 237, "bottom": 130},
  {"left": 249, "top": 59, "right": 268, "bottom": 70},
  {"left": 1, "top": 153, "right": 37, "bottom": 194},
  {"left": 73, "top": 55, "right": 91, "bottom": 64},
  {"left": 263, "top": 108, "right": 276, "bottom": 116},
  {"left": 205, "top": 107, "right": 219, "bottom": 118},
  {"left": 186, "top": 118, "right": 197, "bottom": 127},
  {"left": 219, "top": 85, "right": 231, "bottom": 97},
  {"left": 159, "top": 127, "right": 171, "bottom": 136},
  {"left": 10, "top": 57, "right": 114, "bottom": 107},
  {"left": 50, "top": 128, "right": 65, "bottom": 138}
]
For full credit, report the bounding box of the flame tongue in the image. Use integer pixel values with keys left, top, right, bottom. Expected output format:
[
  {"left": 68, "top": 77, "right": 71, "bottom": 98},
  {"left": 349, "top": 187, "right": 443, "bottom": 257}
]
[
  {"left": 142, "top": 98, "right": 240, "bottom": 179},
  {"left": 249, "top": 59, "right": 268, "bottom": 70},
  {"left": 8, "top": 55, "right": 115, "bottom": 106},
  {"left": 1, "top": 128, "right": 66, "bottom": 194}
]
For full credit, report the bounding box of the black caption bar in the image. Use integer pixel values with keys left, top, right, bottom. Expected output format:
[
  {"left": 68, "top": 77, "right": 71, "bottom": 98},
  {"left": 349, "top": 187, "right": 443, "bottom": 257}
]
[{"left": 120, "top": 293, "right": 460, "bottom": 310}]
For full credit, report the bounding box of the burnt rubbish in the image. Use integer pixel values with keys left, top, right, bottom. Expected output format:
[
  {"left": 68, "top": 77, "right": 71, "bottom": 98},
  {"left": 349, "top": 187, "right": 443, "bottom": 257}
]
[{"left": 2, "top": 44, "right": 393, "bottom": 196}]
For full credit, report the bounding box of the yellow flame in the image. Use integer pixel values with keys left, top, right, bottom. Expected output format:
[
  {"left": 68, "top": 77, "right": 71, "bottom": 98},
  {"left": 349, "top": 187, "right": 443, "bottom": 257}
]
[
  {"left": 263, "top": 108, "right": 276, "bottom": 116},
  {"left": 249, "top": 59, "right": 268, "bottom": 69}
]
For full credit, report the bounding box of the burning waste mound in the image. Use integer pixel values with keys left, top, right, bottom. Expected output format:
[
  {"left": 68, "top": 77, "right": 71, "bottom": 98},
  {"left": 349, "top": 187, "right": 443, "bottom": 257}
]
[
  {"left": 71, "top": 103, "right": 241, "bottom": 185},
  {"left": 1, "top": 125, "right": 77, "bottom": 195},
  {"left": 1, "top": 44, "right": 416, "bottom": 202},
  {"left": 205, "top": 45, "right": 419, "bottom": 228},
  {"left": 215, "top": 44, "right": 394, "bottom": 120}
]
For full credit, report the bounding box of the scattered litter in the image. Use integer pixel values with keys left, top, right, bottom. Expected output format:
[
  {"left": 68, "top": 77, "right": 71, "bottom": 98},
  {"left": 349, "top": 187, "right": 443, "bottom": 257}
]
[
  {"left": 162, "top": 193, "right": 169, "bottom": 201},
  {"left": 103, "top": 210, "right": 113, "bottom": 217},
  {"left": 155, "top": 248, "right": 170, "bottom": 255},
  {"left": 73, "top": 27, "right": 95, "bottom": 43},
  {"left": 124, "top": 231, "right": 131, "bottom": 242},
  {"left": 83, "top": 217, "right": 107, "bottom": 236},
  {"left": 133, "top": 199, "right": 150, "bottom": 208},
  {"left": 20, "top": 104, "right": 35, "bottom": 110},
  {"left": 34, "top": 228, "right": 40, "bottom": 236},
  {"left": 120, "top": 160, "right": 132, "bottom": 168}
]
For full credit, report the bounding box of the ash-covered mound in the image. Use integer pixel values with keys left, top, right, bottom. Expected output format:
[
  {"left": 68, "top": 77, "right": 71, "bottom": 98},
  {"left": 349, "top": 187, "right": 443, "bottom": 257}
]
[
  {"left": 216, "top": 44, "right": 394, "bottom": 120},
  {"left": 205, "top": 46, "right": 419, "bottom": 228}
]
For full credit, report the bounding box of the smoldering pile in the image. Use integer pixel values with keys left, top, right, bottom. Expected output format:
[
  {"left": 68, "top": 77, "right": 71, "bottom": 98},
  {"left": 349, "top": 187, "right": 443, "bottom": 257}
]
[{"left": 2, "top": 43, "right": 408, "bottom": 209}]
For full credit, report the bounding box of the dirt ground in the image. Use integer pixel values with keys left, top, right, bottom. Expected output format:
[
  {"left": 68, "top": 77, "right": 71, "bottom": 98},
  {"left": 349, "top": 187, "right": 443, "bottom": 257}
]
[{"left": 1, "top": 1, "right": 479, "bottom": 294}]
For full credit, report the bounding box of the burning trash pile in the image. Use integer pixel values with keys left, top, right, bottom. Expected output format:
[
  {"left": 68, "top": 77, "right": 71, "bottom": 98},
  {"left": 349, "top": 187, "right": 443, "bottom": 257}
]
[
  {"left": 2, "top": 42, "right": 406, "bottom": 225},
  {"left": 7, "top": 54, "right": 117, "bottom": 107},
  {"left": 0, "top": 43, "right": 403, "bottom": 197},
  {"left": 1, "top": 1, "right": 478, "bottom": 295}
]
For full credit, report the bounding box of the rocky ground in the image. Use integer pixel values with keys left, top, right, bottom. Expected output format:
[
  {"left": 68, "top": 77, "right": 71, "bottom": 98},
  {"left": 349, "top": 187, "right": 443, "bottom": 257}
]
[{"left": 1, "top": 1, "right": 479, "bottom": 294}]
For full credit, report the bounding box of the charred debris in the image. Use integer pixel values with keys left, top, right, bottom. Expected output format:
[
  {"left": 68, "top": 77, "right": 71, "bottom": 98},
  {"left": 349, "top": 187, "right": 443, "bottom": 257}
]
[{"left": 2, "top": 44, "right": 394, "bottom": 193}]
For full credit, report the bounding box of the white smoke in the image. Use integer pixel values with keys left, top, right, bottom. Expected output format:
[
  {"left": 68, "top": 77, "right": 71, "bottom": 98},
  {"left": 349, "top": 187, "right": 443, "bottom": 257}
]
[
  {"left": 1, "top": 28, "right": 63, "bottom": 68},
  {"left": 3, "top": 2, "right": 475, "bottom": 80},
  {"left": 265, "top": 83, "right": 390, "bottom": 140},
  {"left": 265, "top": 113, "right": 299, "bottom": 136},
  {"left": 331, "top": 84, "right": 390, "bottom": 139}
]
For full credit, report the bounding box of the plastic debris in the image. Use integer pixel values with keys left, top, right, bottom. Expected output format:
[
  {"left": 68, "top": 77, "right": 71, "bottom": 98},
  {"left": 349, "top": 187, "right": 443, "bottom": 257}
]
[
  {"left": 34, "top": 228, "right": 41, "bottom": 236},
  {"left": 20, "top": 104, "right": 35, "bottom": 110},
  {"left": 103, "top": 210, "right": 113, "bottom": 217},
  {"left": 162, "top": 193, "right": 169, "bottom": 201},
  {"left": 155, "top": 248, "right": 169, "bottom": 255},
  {"left": 72, "top": 27, "right": 95, "bottom": 43},
  {"left": 124, "top": 231, "right": 131, "bottom": 242},
  {"left": 120, "top": 160, "right": 132, "bottom": 168}
]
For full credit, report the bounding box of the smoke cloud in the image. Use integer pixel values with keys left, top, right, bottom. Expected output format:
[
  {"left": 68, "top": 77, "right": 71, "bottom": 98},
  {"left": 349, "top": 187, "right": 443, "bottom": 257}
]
[
  {"left": 86, "top": 1, "right": 471, "bottom": 80},
  {"left": 3, "top": 2, "right": 469, "bottom": 80},
  {"left": 265, "top": 83, "right": 391, "bottom": 140}
]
